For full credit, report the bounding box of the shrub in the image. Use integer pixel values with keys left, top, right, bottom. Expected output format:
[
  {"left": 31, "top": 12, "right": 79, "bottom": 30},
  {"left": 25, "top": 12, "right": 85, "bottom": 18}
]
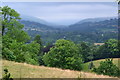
[
  {"left": 2, "top": 68, "right": 13, "bottom": 80},
  {"left": 2, "top": 48, "right": 16, "bottom": 61},
  {"left": 93, "top": 58, "right": 120, "bottom": 77}
]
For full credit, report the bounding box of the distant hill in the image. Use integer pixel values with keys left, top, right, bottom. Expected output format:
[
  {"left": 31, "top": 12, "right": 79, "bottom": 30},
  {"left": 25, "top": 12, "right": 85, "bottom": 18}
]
[
  {"left": 74, "top": 16, "right": 117, "bottom": 25},
  {"left": 66, "top": 18, "right": 118, "bottom": 43},
  {"left": 20, "top": 16, "right": 118, "bottom": 44},
  {"left": 20, "top": 20, "right": 57, "bottom": 31},
  {"left": 68, "top": 18, "right": 118, "bottom": 32},
  {"left": 20, "top": 20, "right": 61, "bottom": 43},
  {"left": 20, "top": 15, "right": 67, "bottom": 28}
]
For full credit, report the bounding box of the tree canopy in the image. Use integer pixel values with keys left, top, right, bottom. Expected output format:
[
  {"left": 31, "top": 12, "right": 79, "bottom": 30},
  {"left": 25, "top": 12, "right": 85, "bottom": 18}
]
[
  {"left": 1, "top": 6, "right": 40, "bottom": 65},
  {"left": 43, "top": 39, "right": 83, "bottom": 70}
]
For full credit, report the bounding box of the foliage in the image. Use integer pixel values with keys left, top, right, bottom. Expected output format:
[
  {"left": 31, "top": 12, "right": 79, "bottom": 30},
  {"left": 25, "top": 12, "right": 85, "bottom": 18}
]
[
  {"left": 1, "top": 6, "right": 20, "bottom": 36},
  {"left": 34, "top": 34, "right": 45, "bottom": 65},
  {"left": 34, "top": 34, "right": 42, "bottom": 46},
  {"left": 21, "top": 41, "right": 40, "bottom": 65},
  {"left": 94, "top": 39, "right": 119, "bottom": 60},
  {"left": 2, "top": 48, "right": 16, "bottom": 61},
  {"left": 43, "top": 39, "right": 83, "bottom": 70},
  {"left": 93, "top": 58, "right": 120, "bottom": 77},
  {"left": 88, "top": 62, "right": 95, "bottom": 69},
  {"left": 1, "top": 6, "right": 30, "bottom": 43},
  {"left": 2, "top": 68, "right": 13, "bottom": 80},
  {"left": 77, "top": 42, "right": 91, "bottom": 62},
  {"left": 1, "top": 6, "right": 40, "bottom": 65},
  {"left": 2, "top": 35, "right": 40, "bottom": 65}
]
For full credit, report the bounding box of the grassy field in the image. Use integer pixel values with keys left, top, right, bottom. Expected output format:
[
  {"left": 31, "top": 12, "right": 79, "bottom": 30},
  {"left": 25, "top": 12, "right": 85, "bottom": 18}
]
[
  {"left": 1, "top": 60, "right": 118, "bottom": 78},
  {"left": 82, "top": 58, "right": 120, "bottom": 72},
  {"left": 2, "top": 59, "right": 118, "bottom": 78}
]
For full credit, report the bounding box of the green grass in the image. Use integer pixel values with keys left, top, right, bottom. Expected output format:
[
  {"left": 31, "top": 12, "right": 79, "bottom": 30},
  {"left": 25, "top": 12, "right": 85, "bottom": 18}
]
[
  {"left": 82, "top": 58, "right": 119, "bottom": 72},
  {"left": 1, "top": 60, "right": 115, "bottom": 78}
]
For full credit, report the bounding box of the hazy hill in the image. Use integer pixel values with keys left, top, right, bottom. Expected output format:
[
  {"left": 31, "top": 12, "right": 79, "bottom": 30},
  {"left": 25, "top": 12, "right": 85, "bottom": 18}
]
[
  {"left": 20, "top": 20, "right": 57, "bottom": 31},
  {"left": 68, "top": 18, "right": 118, "bottom": 32},
  {"left": 74, "top": 16, "right": 117, "bottom": 25},
  {"left": 20, "top": 15, "right": 67, "bottom": 28},
  {"left": 20, "top": 17, "right": 118, "bottom": 44}
]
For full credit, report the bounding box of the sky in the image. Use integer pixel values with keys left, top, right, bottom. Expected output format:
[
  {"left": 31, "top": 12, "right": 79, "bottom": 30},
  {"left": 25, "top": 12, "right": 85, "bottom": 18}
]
[
  {"left": 1, "top": 0, "right": 116, "bottom": 2},
  {"left": 1, "top": 2, "right": 118, "bottom": 25}
]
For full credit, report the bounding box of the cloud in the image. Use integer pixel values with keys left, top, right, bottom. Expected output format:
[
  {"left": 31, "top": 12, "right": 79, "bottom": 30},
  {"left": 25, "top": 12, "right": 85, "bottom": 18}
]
[{"left": 3, "top": 2, "right": 118, "bottom": 25}]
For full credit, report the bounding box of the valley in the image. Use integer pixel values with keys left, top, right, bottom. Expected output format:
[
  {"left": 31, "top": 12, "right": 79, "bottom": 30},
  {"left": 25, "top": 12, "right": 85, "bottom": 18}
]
[
  {"left": 1, "top": 4, "right": 120, "bottom": 79},
  {"left": 20, "top": 17, "right": 118, "bottom": 45}
]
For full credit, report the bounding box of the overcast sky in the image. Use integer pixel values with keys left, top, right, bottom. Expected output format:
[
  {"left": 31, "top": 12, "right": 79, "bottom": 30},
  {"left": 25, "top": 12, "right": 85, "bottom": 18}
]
[
  {"left": 2, "top": 2, "right": 118, "bottom": 25},
  {"left": 1, "top": 0, "right": 116, "bottom": 2}
]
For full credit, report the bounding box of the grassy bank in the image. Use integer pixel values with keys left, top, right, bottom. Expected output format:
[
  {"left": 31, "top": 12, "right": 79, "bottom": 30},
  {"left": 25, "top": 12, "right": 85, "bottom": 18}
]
[{"left": 1, "top": 60, "right": 117, "bottom": 78}]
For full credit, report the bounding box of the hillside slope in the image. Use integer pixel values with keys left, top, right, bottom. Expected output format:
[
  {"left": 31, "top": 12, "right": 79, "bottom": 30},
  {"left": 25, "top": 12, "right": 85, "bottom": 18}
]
[
  {"left": 82, "top": 58, "right": 119, "bottom": 72},
  {"left": 2, "top": 60, "right": 117, "bottom": 78}
]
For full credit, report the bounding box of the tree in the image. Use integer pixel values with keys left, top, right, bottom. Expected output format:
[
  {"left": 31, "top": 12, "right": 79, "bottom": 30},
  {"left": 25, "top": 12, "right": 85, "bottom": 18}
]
[
  {"left": 43, "top": 39, "right": 83, "bottom": 70},
  {"left": 6, "top": 19, "right": 30, "bottom": 42},
  {"left": 21, "top": 41, "right": 40, "bottom": 65},
  {"left": 88, "top": 45, "right": 96, "bottom": 69},
  {"left": 1, "top": 6, "right": 20, "bottom": 36},
  {"left": 1, "top": 6, "right": 40, "bottom": 65},
  {"left": 105, "top": 39, "right": 119, "bottom": 57},
  {"left": 93, "top": 58, "right": 120, "bottom": 77},
  {"left": 77, "top": 42, "right": 90, "bottom": 62},
  {"left": 1, "top": 6, "right": 30, "bottom": 42},
  {"left": 34, "top": 34, "right": 44, "bottom": 65},
  {"left": 2, "top": 36, "right": 40, "bottom": 65},
  {"left": 94, "top": 39, "right": 119, "bottom": 60},
  {"left": 34, "top": 35, "right": 42, "bottom": 46}
]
